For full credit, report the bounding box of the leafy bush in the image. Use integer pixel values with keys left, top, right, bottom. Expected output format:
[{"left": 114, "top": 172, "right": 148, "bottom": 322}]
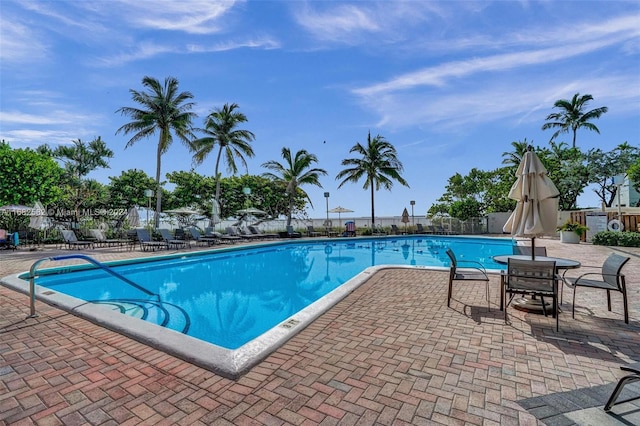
[{"left": 592, "top": 231, "right": 640, "bottom": 247}]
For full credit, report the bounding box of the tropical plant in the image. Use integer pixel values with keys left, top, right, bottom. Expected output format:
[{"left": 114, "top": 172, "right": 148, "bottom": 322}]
[
  {"left": 586, "top": 142, "right": 640, "bottom": 207},
  {"left": 556, "top": 221, "right": 589, "bottom": 237},
  {"left": 46, "top": 137, "right": 113, "bottom": 181},
  {"left": 541, "top": 93, "right": 608, "bottom": 148},
  {"left": 116, "top": 76, "right": 197, "bottom": 227},
  {"left": 501, "top": 139, "right": 532, "bottom": 167},
  {"left": 592, "top": 231, "right": 640, "bottom": 247},
  {"left": 40, "top": 137, "right": 114, "bottom": 225},
  {"left": 190, "top": 102, "right": 255, "bottom": 221},
  {"left": 0, "top": 140, "right": 64, "bottom": 206},
  {"left": 261, "top": 148, "right": 327, "bottom": 226},
  {"left": 538, "top": 142, "right": 589, "bottom": 210},
  {"left": 107, "top": 169, "right": 157, "bottom": 210},
  {"left": 336, "top": 131, "right": 409, "bottom": 226},
  {"left": 164, "top": 170, "right": 216, "bottom": 213},
  {"left": 628, "top": 158, "right": 640, "bottom": 202}
]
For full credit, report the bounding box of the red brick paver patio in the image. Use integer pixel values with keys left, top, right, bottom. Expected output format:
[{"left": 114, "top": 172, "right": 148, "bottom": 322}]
[{"left": 1, "top": 238, "right": 639, "bottom": 425}]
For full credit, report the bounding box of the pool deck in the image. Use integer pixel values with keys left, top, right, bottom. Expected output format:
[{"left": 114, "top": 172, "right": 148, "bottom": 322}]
[{"left": 1, "top": 236, "right": 639, "bottom": 425}]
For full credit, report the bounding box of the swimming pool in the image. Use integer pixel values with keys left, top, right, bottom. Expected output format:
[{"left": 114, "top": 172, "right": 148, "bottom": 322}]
[{"left": 2, "top": 235, "right": 513, "bottom": 378}]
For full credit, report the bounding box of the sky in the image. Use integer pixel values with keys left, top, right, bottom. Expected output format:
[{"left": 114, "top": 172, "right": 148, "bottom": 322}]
[{"left": 1, "top": 0, "right": 639, "bottom": 220}]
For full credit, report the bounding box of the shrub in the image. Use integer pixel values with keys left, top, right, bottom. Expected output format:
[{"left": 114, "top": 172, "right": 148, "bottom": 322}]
[{"left": 592, "top": 231, "right": 640, "bottom": 247}]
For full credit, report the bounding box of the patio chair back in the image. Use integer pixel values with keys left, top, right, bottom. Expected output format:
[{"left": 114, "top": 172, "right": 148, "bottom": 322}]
[
  {"left": 602, "top": 253, "right": 630, "bottom": 290},
  {"left": 136, "top": 228, "right": 153, "bottom": 242},
  {"left": 61, "top": 229, "right": 78, "bottom": 242},
  {"left": 505, "top": 258, "right": 556, "bottom": 293},
  {"left": 503, "top": 258, "right": 558, "bottom": 330},
  {"left": 158, "top": 229, "right": 174, "bottom": 241},
  {"left": 90, "top": 229, "right": 106, "bottom": 242},
  {"left": 513, "top": 246, "right": 547, "bottom": 256}
]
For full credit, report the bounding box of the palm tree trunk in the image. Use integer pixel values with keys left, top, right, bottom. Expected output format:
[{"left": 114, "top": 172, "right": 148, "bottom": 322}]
[
  {"left": 370, "top": 180, "right": 375, "bottom": 231},
  {"left": 154, "top": 141, "right": 162, "bottom": 229},
  {"left": 287, "top": 196, "right": 293, "bottom": 227},
  {"left": 214, "top": 148, "right": 223, "bottom": 210}
]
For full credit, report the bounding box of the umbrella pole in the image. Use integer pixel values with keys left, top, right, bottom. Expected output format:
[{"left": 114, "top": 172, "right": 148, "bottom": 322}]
[{"left": 531, "top": 237, "right": 536, "bottom": 260}]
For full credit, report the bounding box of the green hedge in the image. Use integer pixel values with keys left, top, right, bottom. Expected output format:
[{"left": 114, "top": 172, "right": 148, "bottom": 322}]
[{"left": 592, "top": 231, "right": 640, "bottom": 247}]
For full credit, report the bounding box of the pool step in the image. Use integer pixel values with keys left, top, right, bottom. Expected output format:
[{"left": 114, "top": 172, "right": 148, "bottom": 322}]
[{"left": 90, "top": 298, "right": 191, "bottom": 334}]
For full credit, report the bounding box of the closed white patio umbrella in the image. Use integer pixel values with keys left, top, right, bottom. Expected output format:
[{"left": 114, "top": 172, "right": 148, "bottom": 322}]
[
  {"left": 503, "top": 146, "right": 559, "bottom": 259},
  {"left": 29, "top": 201, "right": 46, "bottom": 229}
]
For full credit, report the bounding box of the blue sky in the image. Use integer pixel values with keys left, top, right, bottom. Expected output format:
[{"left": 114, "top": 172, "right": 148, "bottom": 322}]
[{"left": 1, "top": 1, "right": 639, "bottom": 218}]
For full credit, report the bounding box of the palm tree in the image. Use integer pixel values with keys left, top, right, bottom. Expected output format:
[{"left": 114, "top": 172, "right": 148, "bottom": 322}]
[
  {"left": 261, "top": 147, "right": 327, "bottom": 226},
  {"left": 501, "top": 139, "right": 532, "bottom": 167},
  {"left": 336, "top": 131, "right": 409, "bottom": 228},
  {"left": 541, "top": 93, "right": 608, "bottom": 148},
  {"left": 116, "top": 76, "right": 196, "bottom": 227},
  {"left": 191, "top": 103, "right": 255, "bottom": 217}
]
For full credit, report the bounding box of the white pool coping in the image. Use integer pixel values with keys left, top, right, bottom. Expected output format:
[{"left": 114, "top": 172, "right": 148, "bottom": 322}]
[
  {"left": 1, "top": 235, "right": 509, "bottom": 379},
  {"left": 2, "top": 264, "right": 453, "bottom": 379}
]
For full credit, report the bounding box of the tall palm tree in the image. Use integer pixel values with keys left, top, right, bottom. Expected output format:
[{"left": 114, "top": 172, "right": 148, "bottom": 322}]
[
  {"left": 116, "top": 76, "right": 196, "bottom": 227},
  {"left": 261, "top": 147, "right": 327, "bottom": 226},
  {"left": 336, "top": 131, "right": 409, "bottom": 228},
  {"left": 191, "top": 103, "right": 255, "bottom": 216},
  {"left": 541, "top": 93, "right": 608, "bottom": 148}
]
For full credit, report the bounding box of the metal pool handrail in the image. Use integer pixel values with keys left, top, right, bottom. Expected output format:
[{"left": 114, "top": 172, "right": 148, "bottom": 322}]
[{"left": 28, "top": 254, "right": 155, "bottom": 318}]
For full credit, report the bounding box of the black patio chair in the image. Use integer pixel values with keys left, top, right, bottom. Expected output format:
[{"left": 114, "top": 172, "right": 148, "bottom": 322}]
[
  {"left": 604, "top": 362, "right": 640, "bottom": 412},
  {"left": 446, "top": 248, "right": 490, "bottom": 310},
  {"left": 564, "top": 253, "right": 631, "bottom": 323},
  {"left": 502, "top": 258, "right": 559, "bottom": 331}
]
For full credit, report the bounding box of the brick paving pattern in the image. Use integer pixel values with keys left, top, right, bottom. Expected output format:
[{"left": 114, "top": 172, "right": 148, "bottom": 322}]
[{"left": 1, "top": 238, "right": 639, "bottom": 425}]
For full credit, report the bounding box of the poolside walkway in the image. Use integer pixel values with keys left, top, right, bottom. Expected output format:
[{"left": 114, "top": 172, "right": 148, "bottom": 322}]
[{"left": 1, "top": 237, "right": 639, "bottom": 425}]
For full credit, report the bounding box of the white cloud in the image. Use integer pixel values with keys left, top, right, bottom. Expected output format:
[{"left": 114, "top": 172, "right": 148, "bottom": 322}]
[
  {"left": 109, "top": 0, "right": 239, "bottom": 34},
  {"left": 0, "top": 16, "right": 49, "bottom": 64},
  {"left": 187, "top": 36, "right": 281, "bottom": 53}
]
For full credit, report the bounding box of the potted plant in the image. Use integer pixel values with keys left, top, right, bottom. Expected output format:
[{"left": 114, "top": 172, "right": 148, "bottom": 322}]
[{"left": 557, "top": 221, "right": 588, "bottom": 244}]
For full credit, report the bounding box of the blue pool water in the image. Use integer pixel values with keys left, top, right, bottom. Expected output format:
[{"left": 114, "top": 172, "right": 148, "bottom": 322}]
[{"left": 27, "top": 236, "right": 513, "bottom": 349}]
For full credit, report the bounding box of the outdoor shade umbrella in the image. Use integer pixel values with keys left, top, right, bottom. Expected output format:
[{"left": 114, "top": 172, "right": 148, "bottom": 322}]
[
  {"left": 164, "top": 207, "right": 202, "bottom": 215},
  {"left": 126, "top": 207, "right": 140, "bottom": 227},
  {"left": 29, "top": 201, "right": 46, "bottom": 229},
  {"left": 164, "top": 207, "right": 203, "bottom": 229},
  {"left": 237, "top": 207, "right": 267, "bottom": 216},
  {"left": 329, "top": 206, "right": 353, "bottom": 225},
  {"left": 503, "top": 146, "right": 560, "bottom": 259},
  {"left": 401, "top": 207, "right": 410, "bottom": 233}
]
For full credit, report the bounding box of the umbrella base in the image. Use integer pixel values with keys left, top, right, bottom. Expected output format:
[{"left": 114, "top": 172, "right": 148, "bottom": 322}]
[{"left": 512, "top": 296, "right": 556, "bottom": 315}]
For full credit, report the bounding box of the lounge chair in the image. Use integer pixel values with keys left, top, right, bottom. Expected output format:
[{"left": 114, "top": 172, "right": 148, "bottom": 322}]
[
  {"left": 61, "top": 229, "right": 94, "bottom": 250},
  {"left": 435, "top": 225, "right": 451, "bottom": 235},
  {"left": 188, "top": 227, "right": 218, "bottom": 246},
  {"left": 564, "top": 253, "right": 631, "bottom": 323},
  {"left": 604, "top": 362, "right": 640, "bottom": 412},
  {"left": 239, "top": 226, "right": 266, "bottom": 240},
  {"left": 307, "top": 226, "right": 322, "bottom": 237},
  {"left": 285, "top": 226, "right": 302, "bottom": 238},
  {"left": 158, "top": 228, "right": 189, "bottom": 249},
  {"left": 249, "top": 225, "right": 278, "bottom": 239},
  {"left": 90, "top": 229, "right": 130, "bottom": 248},
  {"left": 0, "top": 229, "right": 18, "bottom": 251},
  {"left": 502, "top": 257, "right": 559, "bottom": 331},
  {"left": 390, "top": 224, "right": 400, "bottom": 235},
  {"left": 446, "top": 248, "right": 490, "bottom": 309},
  {"left": 135, "top": 229, "right": 167, "bottom": 251},
  {"left": 224, "top": 226, "right": 255, "bottom": 241},
  {"left": 415, "top": 224, "right": 429, "bottom": 234}
]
